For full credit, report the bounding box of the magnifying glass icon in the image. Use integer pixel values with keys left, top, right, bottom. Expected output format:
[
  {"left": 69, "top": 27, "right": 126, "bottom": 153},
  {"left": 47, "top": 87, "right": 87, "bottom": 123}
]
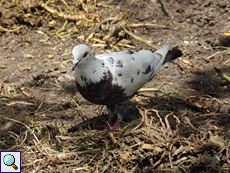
[{"left": 3, "top": 154, "right": 18, "bottom": 170}]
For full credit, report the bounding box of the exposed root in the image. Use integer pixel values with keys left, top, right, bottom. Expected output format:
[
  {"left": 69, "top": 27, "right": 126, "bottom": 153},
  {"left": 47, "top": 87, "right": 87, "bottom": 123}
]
[{"left": 183, "top": 89, "right": 222, "bottom": 113}]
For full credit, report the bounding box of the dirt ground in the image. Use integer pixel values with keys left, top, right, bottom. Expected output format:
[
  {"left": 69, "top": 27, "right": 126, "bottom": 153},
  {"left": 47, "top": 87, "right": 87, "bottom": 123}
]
[{"left": 1, "top": 0, "right": 230, "bottom": 172}]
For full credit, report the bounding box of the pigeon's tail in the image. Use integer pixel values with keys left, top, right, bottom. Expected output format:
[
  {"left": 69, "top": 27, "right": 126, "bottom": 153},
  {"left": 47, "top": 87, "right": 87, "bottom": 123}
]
[
  {"left": 151, "top": 43, "right": 171, "bottom": 74},
  {"left": 148, "top": 43, "right": 171, "bottom": 79},
  {"left": 154, "top": 43, "right": 171, "bottom": 58},
  {"left": 164, "top": 48, "right": 183, "bottom": 64}
]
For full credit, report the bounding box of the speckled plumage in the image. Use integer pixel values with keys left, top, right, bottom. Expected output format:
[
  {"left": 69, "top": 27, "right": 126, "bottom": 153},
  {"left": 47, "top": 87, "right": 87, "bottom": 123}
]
[{"left": 72, "top": 43, "right": 181, "bottom": 129}]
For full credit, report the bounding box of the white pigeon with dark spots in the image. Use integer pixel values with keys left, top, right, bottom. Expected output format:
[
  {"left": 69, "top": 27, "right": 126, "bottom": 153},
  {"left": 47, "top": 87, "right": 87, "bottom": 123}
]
[{"left": 72, "top": 43, "right": 182, "bottom": 129}]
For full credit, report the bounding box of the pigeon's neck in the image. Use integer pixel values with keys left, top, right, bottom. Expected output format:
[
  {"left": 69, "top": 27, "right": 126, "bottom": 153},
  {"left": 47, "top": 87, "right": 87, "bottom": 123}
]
[{"left": 75, "top": 58, "right": 108, "bottom": 87}]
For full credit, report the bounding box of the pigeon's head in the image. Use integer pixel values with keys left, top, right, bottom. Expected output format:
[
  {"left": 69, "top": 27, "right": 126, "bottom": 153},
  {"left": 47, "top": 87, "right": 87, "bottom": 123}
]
[{"left": 72, "top": 44, "right": 94, "bottom": 71}]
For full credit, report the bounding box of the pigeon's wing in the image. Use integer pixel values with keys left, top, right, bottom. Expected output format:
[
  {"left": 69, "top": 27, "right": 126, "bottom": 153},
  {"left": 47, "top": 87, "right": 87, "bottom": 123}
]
[{"left": 96, "top": 43, "right": 171, "bottom": 96}]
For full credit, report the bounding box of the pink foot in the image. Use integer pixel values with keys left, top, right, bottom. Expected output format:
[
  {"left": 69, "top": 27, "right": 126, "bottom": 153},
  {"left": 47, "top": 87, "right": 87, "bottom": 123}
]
[{"left": 111, "top": 118, "right": 121, "bottom": 130}]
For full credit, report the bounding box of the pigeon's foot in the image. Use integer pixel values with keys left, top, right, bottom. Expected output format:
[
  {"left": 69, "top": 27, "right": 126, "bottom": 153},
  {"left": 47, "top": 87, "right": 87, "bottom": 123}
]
[
  {"left": 111, "top": 118, "right": 121, "bottom": 130},
  {"left": 95, "top": 117, "right": 121, "bottom": 130}
]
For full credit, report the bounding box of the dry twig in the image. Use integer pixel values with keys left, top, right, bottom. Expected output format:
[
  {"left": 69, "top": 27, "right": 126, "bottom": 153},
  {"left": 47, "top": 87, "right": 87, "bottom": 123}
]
[
  {"left": 121, "top": 25, "right": 157, "bottom": 49},
  {"left": 127, "top": 23, "right": 168, "bottom": 29},
  {"left": 0, "top": 26, "right": 22, "bottom": 32},
  {"left": 40, "top": 2, "right": 102, "bottom": 22}
]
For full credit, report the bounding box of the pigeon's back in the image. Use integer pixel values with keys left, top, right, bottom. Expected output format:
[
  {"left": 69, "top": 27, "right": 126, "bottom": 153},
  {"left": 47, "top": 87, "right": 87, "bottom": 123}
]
[{"left": 96, "top": 43, "right": 171, "bottom": 96}]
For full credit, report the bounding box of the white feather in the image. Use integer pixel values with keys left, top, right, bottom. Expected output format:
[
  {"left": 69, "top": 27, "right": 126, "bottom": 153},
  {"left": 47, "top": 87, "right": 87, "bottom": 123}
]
[{"left": 72, "top": 44, "right": 171, "bottom": 96}]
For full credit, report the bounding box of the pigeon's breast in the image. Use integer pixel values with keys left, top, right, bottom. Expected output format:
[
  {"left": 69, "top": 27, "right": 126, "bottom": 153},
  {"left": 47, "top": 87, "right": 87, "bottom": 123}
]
[{"left": 75, "top": 71, "right": 133, "bottom": 105}]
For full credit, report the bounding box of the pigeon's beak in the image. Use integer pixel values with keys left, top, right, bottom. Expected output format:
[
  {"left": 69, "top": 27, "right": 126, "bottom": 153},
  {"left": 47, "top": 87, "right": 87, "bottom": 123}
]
[{"left": 72, "top": 59, "right": 80, "bottom": 71}]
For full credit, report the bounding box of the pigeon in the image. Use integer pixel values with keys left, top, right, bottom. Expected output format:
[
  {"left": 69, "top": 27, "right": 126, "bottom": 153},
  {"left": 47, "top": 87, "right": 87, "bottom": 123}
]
[{"left": 72, "top": 43, "right": 182, "bottom": 129}]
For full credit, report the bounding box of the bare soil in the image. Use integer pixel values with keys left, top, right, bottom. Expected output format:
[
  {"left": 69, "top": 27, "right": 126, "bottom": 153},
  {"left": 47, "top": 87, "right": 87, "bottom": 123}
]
[{"left": 1, "top": 0, "right": 230, "bottom": 172}]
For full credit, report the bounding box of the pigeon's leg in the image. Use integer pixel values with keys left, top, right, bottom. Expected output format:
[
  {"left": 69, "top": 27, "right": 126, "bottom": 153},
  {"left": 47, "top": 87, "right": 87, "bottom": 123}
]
[
  {"left": 112, "top": 104, "right": 128, "bottom": 130},
  {"left": 107, "top": 105, "right": 116, "bottom": 127},
  {"left": 95, "top": 105, "right": 115, "bottom": 129}
]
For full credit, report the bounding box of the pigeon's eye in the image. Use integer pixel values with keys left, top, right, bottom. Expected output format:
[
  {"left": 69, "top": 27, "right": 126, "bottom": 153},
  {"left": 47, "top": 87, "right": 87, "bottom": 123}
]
[{"left": 83, "top": 52, "right": 88, "bottom": 58}]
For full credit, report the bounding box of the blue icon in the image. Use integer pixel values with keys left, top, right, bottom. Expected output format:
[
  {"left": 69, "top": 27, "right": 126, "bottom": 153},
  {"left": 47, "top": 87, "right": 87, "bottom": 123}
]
[
  {"left": 3, "top": 154, "right": 18, "bottom": 170},
  {"left": 1, "top": 151, "right": 21, "bottom": 173}
]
